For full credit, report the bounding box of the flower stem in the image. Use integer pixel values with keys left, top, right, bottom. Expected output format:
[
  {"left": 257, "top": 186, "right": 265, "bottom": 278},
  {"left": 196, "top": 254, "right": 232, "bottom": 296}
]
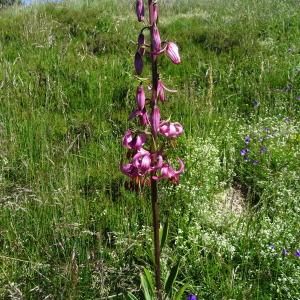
[
  {"left": 149, "top": 0, "right": 162, "bottom": 298},
  {"left": 151, "top": 177, "right": 162, "bottom": 300}
]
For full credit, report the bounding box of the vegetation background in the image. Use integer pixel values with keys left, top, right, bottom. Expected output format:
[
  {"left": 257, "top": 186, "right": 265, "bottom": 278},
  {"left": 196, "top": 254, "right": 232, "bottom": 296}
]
[{"left": 0, "top": 0, "right": 299, "bottom": 298}]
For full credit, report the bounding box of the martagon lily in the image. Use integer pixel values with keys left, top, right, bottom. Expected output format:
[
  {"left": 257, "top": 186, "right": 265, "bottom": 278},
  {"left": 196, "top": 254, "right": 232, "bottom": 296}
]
[{"left": 121, "top": 1, "right": 184, "bottom": 298}]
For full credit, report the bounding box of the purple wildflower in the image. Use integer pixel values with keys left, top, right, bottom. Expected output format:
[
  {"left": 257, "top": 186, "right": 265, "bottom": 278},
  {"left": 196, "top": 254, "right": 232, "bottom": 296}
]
[
  {"left": 138, "top": 33, "right": 146, "bottom": 56},
  {"left": 150, "top": 2, "right": 158, "bottom": 25},
  {"left": 252, "top": 160, "right": 259, "bottom": 166},
  {"left": 282, "top": 248, "right": 288, "bottom": 256},
  {"left": 269, "top": 244, "right": 275, "bottom": 250},
  {"left": 296, "top": 96, "right": 300, "bottom": 101},
  {"left": 135, "top": 0, "right": 145, "bottom": 22},
  {"left": 187, "top": 295, "right": 198, "bottom": 300},
  {"left": 151, "top": 24, "right": 161, "bottom": 53},
  {"left": 260, "top": 146, "right": 267, "bottom": 154},
  {"left": 240, "top": 148, "right": 249, "bottom": 156},
  {"left": 134, "top": 52, "right": 143, "bottom": 75},
  {"left": 294, "top": 250, "right": 300, "bottom": 258},
  {"left": 245, "top": 135, "right": 251, "bottom": 144}
]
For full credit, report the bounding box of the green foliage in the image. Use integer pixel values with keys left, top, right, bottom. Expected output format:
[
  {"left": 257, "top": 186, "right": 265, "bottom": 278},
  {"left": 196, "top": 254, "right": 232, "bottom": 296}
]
[
  {"left": 0, "top": 0, "right": 299, "bottom": 299},
  {"left": 0, "top": 0, "right": 20, "bottom": 6}
]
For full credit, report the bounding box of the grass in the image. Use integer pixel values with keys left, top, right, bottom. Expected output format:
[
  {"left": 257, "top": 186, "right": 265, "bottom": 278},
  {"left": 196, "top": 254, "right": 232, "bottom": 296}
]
[{"left": 0, "top": 0, "right": 299, "bottom": 298}]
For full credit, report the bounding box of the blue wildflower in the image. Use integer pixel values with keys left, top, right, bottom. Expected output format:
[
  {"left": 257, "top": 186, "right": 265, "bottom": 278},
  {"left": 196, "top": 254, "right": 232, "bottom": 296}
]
[
  {"left": 269, "top": 244, "right": 275, "bottom": 250},
  {"left": 294, "top": 250, "right": 300, "bottom": 258},
  {"left": 282, "top": 248, "right": 288, "bottom": 256},
  {"left": 260, "top": 146, "right": 267, "bottom": 154},
  {"left": 245, "top": 135, "right": 251, "bottom": 145},
  {"left": 240, "top": 148, "right": 249, "bottom": 156},
  {"left": 187, "top": 295, "right": 198, "bottom": 300}
]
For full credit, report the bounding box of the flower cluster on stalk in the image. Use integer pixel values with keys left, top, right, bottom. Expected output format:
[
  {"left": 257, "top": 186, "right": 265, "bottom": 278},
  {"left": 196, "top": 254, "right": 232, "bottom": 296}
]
[{"left": 121, "top": 0, "right": 184, "bottom": 185}]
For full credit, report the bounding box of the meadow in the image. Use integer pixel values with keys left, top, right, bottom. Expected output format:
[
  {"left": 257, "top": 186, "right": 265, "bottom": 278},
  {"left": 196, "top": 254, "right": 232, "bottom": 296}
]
[{"left": 0, "top": 0, "right": 299, "bottom": 298}]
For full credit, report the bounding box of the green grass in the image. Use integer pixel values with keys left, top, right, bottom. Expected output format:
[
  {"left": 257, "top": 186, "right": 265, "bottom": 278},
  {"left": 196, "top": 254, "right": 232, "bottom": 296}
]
[{"left": 0, "top": 0, "right": 299, "bottom": 298}]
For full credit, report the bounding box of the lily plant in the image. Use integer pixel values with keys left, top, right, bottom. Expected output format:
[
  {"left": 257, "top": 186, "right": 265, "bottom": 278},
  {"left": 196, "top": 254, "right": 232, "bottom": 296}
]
[{"left": 121, "top": 0, "right": 184, "bottom": 298}]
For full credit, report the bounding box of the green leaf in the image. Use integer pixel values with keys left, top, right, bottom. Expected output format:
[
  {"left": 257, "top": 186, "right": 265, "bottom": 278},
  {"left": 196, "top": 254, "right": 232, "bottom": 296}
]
[
  {"left": 164, "top": 261, "right": 180, "bottom": 296},
  {"left": 141, "top": 273, "right": 152, "bottom": 300},
  {"left": 175, "top": 283, "right": 189, "bottom": 300},
  {"left": 126, "top": 292, "right": 139, "bottom": 300},
  {"left": 143, "top": 268, "right": 155, "bottom": 293},
  {"left": 160, "top": 218, "right": 169, "bottom": 252}
]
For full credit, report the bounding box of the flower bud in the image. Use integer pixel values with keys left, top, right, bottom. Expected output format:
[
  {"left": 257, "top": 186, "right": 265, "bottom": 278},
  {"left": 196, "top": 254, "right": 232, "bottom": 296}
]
[
  {"left": 138, "top": 33, "right": 145, "bottom": 56},
  {"left": 151, "top": 24, "right": 161, "bottom": 53},
  {"left": 150, "top": 3, "right": 158, "bottom": 25},
  {"left": 166, "top": 42, "right": 181, "bottom": 64},
  {"left": 151, "top": 106, "right": 160, "bottom": 135},
  {"left": 136, "top": 0, "right": 144, "bottom": 22},
  {"left": 134, "top": 52, "right": 143, "bottom": 75},
  {"left": 136, "top": 84, "right": 146, "bottom": 110}
]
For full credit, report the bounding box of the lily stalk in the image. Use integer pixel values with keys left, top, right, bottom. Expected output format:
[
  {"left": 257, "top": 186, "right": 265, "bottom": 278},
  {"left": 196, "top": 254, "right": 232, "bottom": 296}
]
[
  {"left": 121, "top": 1, "right": 183, "bottom": 298},
  {"left": 149, "top": 1, "right": 162, "bottom": 298}
]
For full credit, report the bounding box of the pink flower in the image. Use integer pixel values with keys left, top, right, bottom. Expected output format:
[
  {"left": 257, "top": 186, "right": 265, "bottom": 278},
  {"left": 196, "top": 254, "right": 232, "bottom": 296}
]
[
  {"left": 135, "top": 0, "right": 144, "bottom": 22},
  {"left": 134, "top": 52, "right": 143, "bottom": 75},
  {"left": 133, "top": 149, "right": 151, "bottom": 175},
  {"left": 121, "top": 148, "right": 152, "bottom": 178},
  {"left": 150, "top": 3, "right": 158, "bottom": 25},
  {"left": 159, "top": 121, "right": 183, "bottom": 138},
  {"left": 151, "top": 153, "right": 163, "bottom": 172},
  {"left": 151, "top": 24, "right": 161, "bottom": 53},
  {"left": 138, "top": 33, "right": 145, "bottom": 56},
  {"left": 153, "top": 159, "right": 184, "bottom": 184},
  {"left": 122, "top": 130, "right": 147, "bottom": 150},
  {"left": 166, "top": 42, "right": 181, "bottom": 64},
  {"left": 151, "top": 106, "right": 160, "bottom": 135},
  {"left": 121, "top": 163, "right": 139, "bottom": 178},
  {"left": 129, "top": 107, "right": 150, "bottom": 126},
  {"left": 136, "top": 84, "right": 145, "bottom": 110},
  {"left": 157, "top": 79, "right": 177, "bottom": 102}
]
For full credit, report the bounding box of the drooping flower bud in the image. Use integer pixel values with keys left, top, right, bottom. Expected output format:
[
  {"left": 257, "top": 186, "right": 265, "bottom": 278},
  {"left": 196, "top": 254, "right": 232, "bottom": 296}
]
[
  {"left": 136, "top": 84, "right": 145, "bottom": 110},
  {"left": 138, "top": 33, "right": 145, "bottom": 56},
  {"left": 166, "top": 42, "right": 181, "bottom": 64},
  {"left": 136, "top": 0, "right": 144, "bottom": 22},
  {"left": 134, "top": 52, "right": 143, "bottom": 75},
  {"left": 159, "top": 121, "right": 183, "bottom": 138},
  {"left": 151, "top": 24, "right": 161, "bottom": 54},
  {"left": 150, "top": 3, "right": 158, "bottom": 25},
  {"left": 151, "top": 106, "right": 160, "bottom": 135}
]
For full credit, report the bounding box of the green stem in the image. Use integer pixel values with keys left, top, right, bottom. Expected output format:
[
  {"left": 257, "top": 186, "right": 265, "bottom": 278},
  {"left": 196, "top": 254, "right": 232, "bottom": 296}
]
[{"left": 149, "top": 1, "right": 162, "bottom": 299}]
